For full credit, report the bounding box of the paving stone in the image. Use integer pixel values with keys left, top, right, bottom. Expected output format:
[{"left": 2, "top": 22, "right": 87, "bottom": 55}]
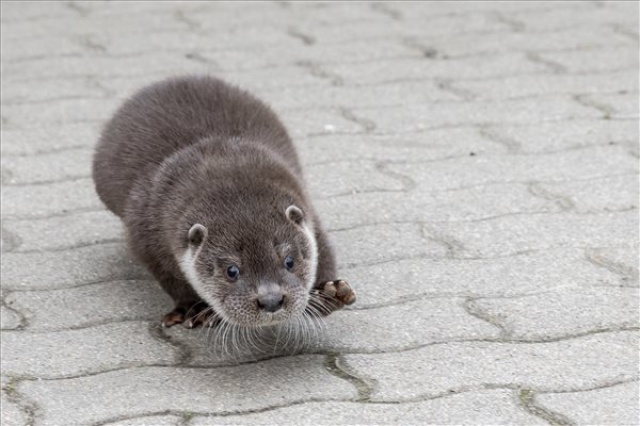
[
  {"left": 482, "top": 119, "right": 638, "bottom": 153},
  {"left": 327, "top": 52, "right": 549, "bottom": 86},
  {"left": 329, "top": 223, "right": 447, "bottom": 267},
  {"left": 1, "top": 322, "right": 179, "bottom": 379},
  {"left": 347, "top": 249, "right": 620, "bottom": 308},
  {"left": 296, "top": 129, "right": 504, "bottom": 167},
  {"left": 357, "top": 96, "right": 601, "bottom": 133},
  {"left": 455, "top": 69, "right": 638, "bottom": 99},
  {"left": 0, "top": 390, "right": 28, "bottom": 426},
  {"left": 1, "top": 242, "right": 147, "bottom": 291},
  {"left": 384, "top": 145, "right": 636, "bottom": 192},
  {"left": 306, "top": 160, "right": 405, "bottom": 199},
  {"left": 510, "top": 3, "right": 638, "bottom": 31},
  {"left": 1, "top": 178, "right": 102, "bottom": 218},
  {"left": 536, "top": 381, "right": 640, "bottom": 426},
  {"left": 105, "top": 415, "right": 184, "bottom": 426},
  {"left": 535, "top": 174, "right": 638, "bottom": 213},
  {"left": 343, "top": 331, "right": 639, "bottom": 401},
  {"left": 18, "top": 357, "right": 357, "bottom": 426},
  {"left": 192, "top": 389, "right": 540, "bottom": 425},
  {"left": 5, "top": 210, "right": 122, "bottom": 252},
  {"left": 429, "top": 211, "right": 638, "bottom": 259},
  {"left": 320, "top": 297, "right": 500, "bottom": 352},
  {"left": 0, "top": 147, "right": 93, "bottom": 185},
  {"left": 538, "top": 45, "right": 639, "bottom": 74},
  {"left": 3, "top": 98, "right": 117, "bottom": 128},
  {"left": 0, "top": 124, "right": 99, "bottom": 156},
  {"left": 5, "top": 280, "right": 170, "bottom": 331},
  {"left": 0, "top": 305, "right": 23, "bottom": 330},
  {"left": 469, "top": 288, "right": 639, "bottom": 339},
  {"left": 317, "top": 182, "right": 558, "bottom": 232},
  {"left": 587, "top": 246, "right": 639, "bottom": 286},
  {"left": 279, "top": 108, "right": 363, "bottom": 138},
  {"left": 420, "top": 26, "right": 634, "bottom": 58}
]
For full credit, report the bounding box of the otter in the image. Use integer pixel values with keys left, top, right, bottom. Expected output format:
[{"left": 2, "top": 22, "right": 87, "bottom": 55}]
[{"left": 92, "top": 76, "right": 355, "bottom": 331}]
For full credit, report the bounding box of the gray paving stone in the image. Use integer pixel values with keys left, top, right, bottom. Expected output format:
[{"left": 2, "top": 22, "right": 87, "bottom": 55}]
[
  {"left": 296, "top": 129, "right": 505, "bottom": 167},
  {"left": 357, "top": 96, "right": 601, "bottom": 133},
  {"left": 469, "top": 288, "right": 639, "bottom": 339},
  {"left": 456, "top": 69, "right": 638, "bottom": 100},
  {"left": 328, "top": 223, "right": 447, "bottom": 267},
  {"left": 536, "top": 381, "right": 640, "bottom": 426},
  {"left": 319, "top": 297, "right": 499, "bottom": 352},
  {"left": 0, "top": 305, "right": 23, "bottom": 330},
  {"left": 539, "top": 45, "right": 639, "bottom": 74},
  {"left": 347, "top": 249, "right": 620, "bottom": 308},
  {"left": 587, "top": 246, "right": 639, "bottom": 286},
  {"left": 18, "top": 357, "right": 357, "bottom": 426},
  {"left": 1, "top": 322, "right": 179, "bottom": 379},
  {"left": 5, "top": 210, "right": 122, "bottom": 252},
  {"left": 0, "top": 390, "right": 28, "bottom": 426},
  {"left": 279, "top": 108, "right": 363, "bottom": 138},
  {"left": 192, "top": 389, "right": 540, "bottom": 425},
  {"left": 1, "top": 242, "right": 147, "bottom": 291},
  {"left": 0, "top": 124, "right": 99, "bottom": 156},
  {"left": 510, "top": 3, "right": 638, "bottom": 31},
  {"left": 306, "top": 160, "right": 406, "bottom": 199},
  {"left": 420, "top": 26, "right": 634, "bottom": 58},
  {"left": 5, "top": 280, "right": 169, "bottom": 331},
  {"left": 3, "top": 98, "right": 117, "bottom": 128},
  {"left": 482, "top": 119, "right": 638, "bottom": 153},
  {"left": 536, "top": 174, "right": 638, "bottom": 213},
  {"left": 343, "top": 331, "right": 639, "bottom": 401},
  {"left": 317, "top": 182, "right": 558, "bottom": 231},
  {"left": 384, "top": 145, "right": 636, "bottom": 192},
  {"left": 0, "top": 147, "right": 93, "bottom": 185},
  {"left": 1, "top": 178, "right": 102, "bottom": 218},
  {"left": 105, "top": 415, "right": 183, "bottom": 426},
  {"left": 327, "top": 52, "right": 549, "bottom": 86},
  {"left": 428, "top": 211, "right": 638, "bottom": 258}
]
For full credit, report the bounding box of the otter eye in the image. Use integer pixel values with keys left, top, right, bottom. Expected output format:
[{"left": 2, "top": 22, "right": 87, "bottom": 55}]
[
  {"left": 284, "top": 255, "right": 294, "bottom": 271},
  {"left": 226, "top": 265, "right": 240, "bottom": 280}
]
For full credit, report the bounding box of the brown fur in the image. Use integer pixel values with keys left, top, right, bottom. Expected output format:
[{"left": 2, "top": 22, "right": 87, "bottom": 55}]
[{"left": 92, "top": 76, "right": 350, "bottom": 328}]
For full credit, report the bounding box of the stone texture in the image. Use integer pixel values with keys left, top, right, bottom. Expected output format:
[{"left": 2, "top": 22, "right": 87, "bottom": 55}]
[
  {"left": 1, "top": 243, "right": 147, "bottom": 290},
  {"left": 18, "top": 357, "right": 357, "bottom": 426},
  {"left": 469, "top": 288, "right": 639, "bottom": 339},
  {"left": 192, "top": 389, "right": 540, "bottom": 425},
  {"left": 343, "top": 331, "right": 639, "bottom": 401},
  {"left": 536, "top": 381, "right": 640, "bottom": 426},
  {"left": 5, "top": 280, "right": 170, "bottom": 331},
  {"left": 2, "top": 1, "right": 638, "bottom": 424},
  {"left": 1, "top": 322, "right": 179, "bottom": 378}
]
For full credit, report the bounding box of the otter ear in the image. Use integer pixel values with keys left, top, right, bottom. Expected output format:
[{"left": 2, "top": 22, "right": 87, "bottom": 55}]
[
  {"left": 285, "top": 205, "right": 304, "bottom": 225},
  {"left": 188, "top": 224, "right": 208, "bottom": 247}
]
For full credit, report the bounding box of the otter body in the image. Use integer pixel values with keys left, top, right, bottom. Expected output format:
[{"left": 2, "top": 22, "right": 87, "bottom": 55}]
[{"left": 93, "top": 76, "right": 354, "bottom": 329}]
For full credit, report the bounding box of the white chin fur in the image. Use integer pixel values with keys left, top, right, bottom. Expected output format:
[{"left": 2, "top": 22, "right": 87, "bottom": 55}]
[{"left": 178, "top": 247, "right": 231, "bottom": 323}]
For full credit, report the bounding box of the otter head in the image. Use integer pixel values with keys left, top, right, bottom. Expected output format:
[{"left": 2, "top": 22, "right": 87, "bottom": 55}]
[{"left": 178, "top": 204, "right": 318, "bottom": 328}]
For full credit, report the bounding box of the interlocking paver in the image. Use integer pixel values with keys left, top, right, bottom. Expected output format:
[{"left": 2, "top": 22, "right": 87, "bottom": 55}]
[
  {"left": 2, "top": 1, "right": 638, "bottom": 424},
  {"left": 343, "top": 331, "right": 639, "bottom": 401},
  {"left": 5, "top": 280, "right": 168, "bottom": 331},
  {"left": 18, "top": 357, "right": 357, "bottom": 426},
  {"left": 536, "top": 381, "right": 640, "bottom": 426},
  {"left": 469, "top": 288, "right": 639, "bottom": 339},
  {"left": 1, "top": 322, "right": 179, "bottom": 379},
  {"left": 191, "top": 389, "right": 540, "bottom": 425}
]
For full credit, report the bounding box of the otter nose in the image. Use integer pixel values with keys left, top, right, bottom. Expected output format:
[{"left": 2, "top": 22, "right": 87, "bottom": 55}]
[{"left": 257, "top": 294, "right": 284, "bottom": 313}]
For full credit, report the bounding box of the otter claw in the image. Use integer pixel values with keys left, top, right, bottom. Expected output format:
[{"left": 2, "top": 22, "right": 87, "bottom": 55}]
[
  {"left": 161, "top": 303, "right": 218, "bottom": 329},
  {"left": 323, "top": 280, "right": 356, "bottom": 306}
]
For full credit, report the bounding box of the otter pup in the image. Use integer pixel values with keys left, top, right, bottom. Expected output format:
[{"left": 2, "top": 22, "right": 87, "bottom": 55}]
[{"left": 92, "top": 76, "right": 355, "bottom": 330}]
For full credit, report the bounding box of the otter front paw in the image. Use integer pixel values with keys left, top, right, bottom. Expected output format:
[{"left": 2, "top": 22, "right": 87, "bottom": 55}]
[
  {"left": 322, "top": 280, "right": 356, "bottom": 306},
  {"left": 161, "top": 302, "right": 219, "bottom": 329}
]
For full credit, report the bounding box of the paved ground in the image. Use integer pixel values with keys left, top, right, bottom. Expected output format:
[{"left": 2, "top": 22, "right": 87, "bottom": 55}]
[{"left": 1, "top": 1, "right": 639, "bottom": 425}]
